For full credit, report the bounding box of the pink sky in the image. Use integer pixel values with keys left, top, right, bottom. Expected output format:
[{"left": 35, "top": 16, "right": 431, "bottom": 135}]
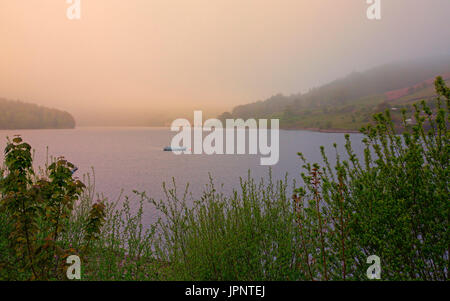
[{"left": 1, "top": 0, "right": 449, "bottom": 125}]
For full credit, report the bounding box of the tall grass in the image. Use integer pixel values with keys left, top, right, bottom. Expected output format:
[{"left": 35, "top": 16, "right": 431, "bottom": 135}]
[
  {"left": 57, "top": 170, "right": 302, "bottom": 281},
  {"left": 148, "top": 172, "right": 302, "bottom": 280}
]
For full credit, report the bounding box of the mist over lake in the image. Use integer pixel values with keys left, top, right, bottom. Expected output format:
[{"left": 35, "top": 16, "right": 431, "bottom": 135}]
[{"left": 0, "top": 128, "right": 364, "bottom": 220}]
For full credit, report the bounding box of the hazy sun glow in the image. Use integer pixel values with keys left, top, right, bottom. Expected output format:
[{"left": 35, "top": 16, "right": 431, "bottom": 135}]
[{"left": 1, "top": 0, "right": 450, "bottom": 125}]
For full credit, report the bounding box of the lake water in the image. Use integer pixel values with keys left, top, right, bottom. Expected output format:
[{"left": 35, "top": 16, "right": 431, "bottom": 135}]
[{"left": 0, "top": 127, "right": 365, "bottom": 224}]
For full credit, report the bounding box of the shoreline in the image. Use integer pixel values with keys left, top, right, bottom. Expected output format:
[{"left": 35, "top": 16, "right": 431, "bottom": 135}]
[
  {"left": 0, "top": 125, "right": 362, "bottom": 134},
  {"left": 280, "top": 126, "right": 361, "bottom": 133}
]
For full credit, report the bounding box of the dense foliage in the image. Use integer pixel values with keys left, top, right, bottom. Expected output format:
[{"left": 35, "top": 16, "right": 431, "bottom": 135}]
[
  {"left": 0, "top": 98, "right": 75, "bottom": 129},
  {"left": 293, "top": 77, "right": 449, "bottom": 280},
  {"left": 0, "top": 77, "right": 448, "bottom": 281},
  {"left": 0, "top": 137, "right": 105, "bottom": 280}
]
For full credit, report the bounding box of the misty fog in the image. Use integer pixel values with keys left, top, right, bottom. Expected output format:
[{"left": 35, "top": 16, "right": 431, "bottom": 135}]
[{"left": 1, "top": 0, "right": 449, "bottom": 126}]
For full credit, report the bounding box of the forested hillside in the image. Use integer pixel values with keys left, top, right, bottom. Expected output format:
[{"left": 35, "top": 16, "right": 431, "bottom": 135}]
[
  {"left": 220, "top": 56, "right": 450, "bottom": 131},
  {"left": 0, "top": 98, "right": 76, "bottom": 129}
]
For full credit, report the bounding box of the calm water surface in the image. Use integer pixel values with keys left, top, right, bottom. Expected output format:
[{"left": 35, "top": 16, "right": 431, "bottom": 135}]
[{"left": 0, "top": 127, "right": 365, "bottom": 224}]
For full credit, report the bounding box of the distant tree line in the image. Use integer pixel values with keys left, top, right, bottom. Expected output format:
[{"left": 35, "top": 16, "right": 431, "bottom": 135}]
[
  {"left": 221, "top": 56, "right": 450, "bottom": 121},
  {"left": 0, "top": 98, "right": 75, "bottom": 129}
]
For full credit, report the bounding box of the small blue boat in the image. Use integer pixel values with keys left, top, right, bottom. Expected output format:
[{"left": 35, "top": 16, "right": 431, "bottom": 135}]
[{"left": 164, "top": 146, "right": 187, "bottom": 152}]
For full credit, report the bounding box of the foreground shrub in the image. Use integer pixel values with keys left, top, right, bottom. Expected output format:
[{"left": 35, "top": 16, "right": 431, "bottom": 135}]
[
  {"left": 293, "top": 76, "right": 449, "bottom": 280},
  {"left": 0, "top": 137, "right": 106, "bottom": 280},
  {"left": 147, "top": 174, "right": 302, "bottom": 280}
]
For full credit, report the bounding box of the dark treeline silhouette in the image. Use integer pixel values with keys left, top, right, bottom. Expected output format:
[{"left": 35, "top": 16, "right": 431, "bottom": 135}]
[{"left": 0, "top": 98, "right": 75, "bottom": 129}]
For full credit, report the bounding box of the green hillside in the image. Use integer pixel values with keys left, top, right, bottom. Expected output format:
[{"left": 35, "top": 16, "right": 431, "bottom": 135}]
[
  {"left": 0, "top": 98, "right": 76, "bottom": 130},
  {"left": 220, "top": 57, "right": 450, "bottom": 132},
  {"left": 279, "top": 79, "right": 449, "bottom": 132}
]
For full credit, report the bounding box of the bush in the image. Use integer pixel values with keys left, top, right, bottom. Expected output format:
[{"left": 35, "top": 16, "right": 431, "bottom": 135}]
[
  {"left": 293, "top": 76, "right": 449, "bottom": 280},
  {"left": 148, "top": 174, "right": 302, "bottom": 280},
  {"left": 0, "top": 137, "right": 106, "bottom": 280}
]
